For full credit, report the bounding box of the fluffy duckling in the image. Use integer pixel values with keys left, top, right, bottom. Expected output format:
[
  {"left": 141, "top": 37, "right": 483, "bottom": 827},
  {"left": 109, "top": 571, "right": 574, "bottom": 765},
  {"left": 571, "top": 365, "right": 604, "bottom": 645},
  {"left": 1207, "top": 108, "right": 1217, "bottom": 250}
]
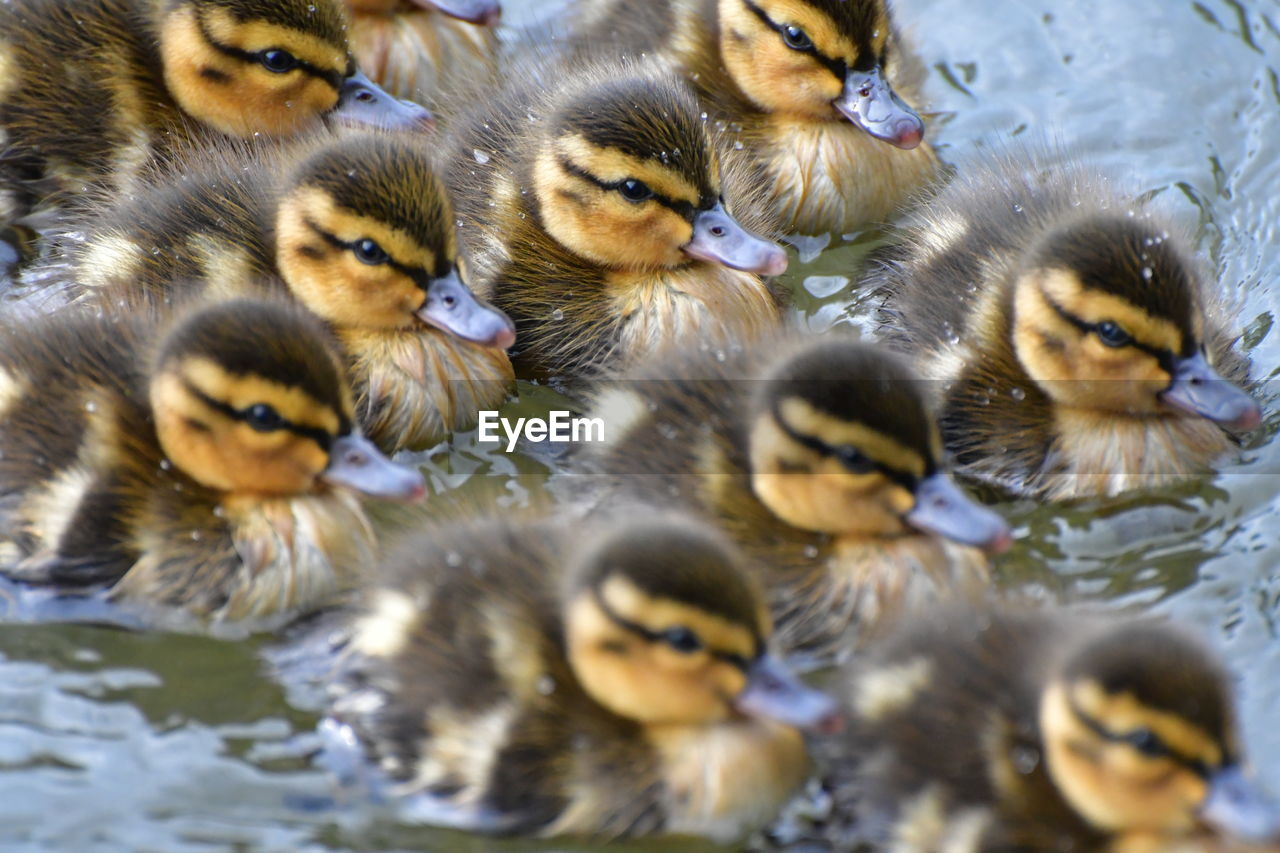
[
  {"left": 572, "top": 0, "right": 939, "bottom": 236},
  {"left": 0, "top": 298, "right": 425, "bottom": 625},
  {"left": 323, "top": 513, "right": 840, "bottom": 841},
  {"left": 874, "top": 155, "right": 1262, "bottom": 500},
  {"left": 347, "top": 0, "right": 500, "bottom": 104},
  {"left": 821, "top": 605, "right": 1280, "bottom": 852},
  {"left": 445, "top": 56, "right": 788, "bottom": 376},
  {"left": 0, "top": 0, "right": 429, "bottom": 247},
  {"left": 578, "top": 335, "right": 1011, "bottom": 663},
  {"left": 70, "top": 131, "right": 515, "bottom": 452}
]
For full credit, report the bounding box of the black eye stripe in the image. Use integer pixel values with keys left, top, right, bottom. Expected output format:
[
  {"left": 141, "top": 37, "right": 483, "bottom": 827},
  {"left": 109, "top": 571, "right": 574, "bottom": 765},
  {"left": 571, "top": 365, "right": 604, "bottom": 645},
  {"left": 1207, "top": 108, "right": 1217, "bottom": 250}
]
[
  {"left": 180, "top": 380, "right": 336, "bottom": 451},
  {"left": 194, "top": 12, "right": 344, "bottom": 91},
  {"left": 590, "top": 587, "right": 760, "bottom": 670},
  {"left": 770, "top": 402, "right": 926, "bottom": 488},
  {"left": 556, "top": 157, "right": 703, "bottom": 222},
  {"left": 1066, "top": 694, "right": 1214, "bottom": 779},
  {"left": 740, "top": 0, "right": 854, "bottom": 80},
  {"left": 302, "top": 218, "right": 442, "bottom": 291},
  {"left": 1040, "top": 290, "right": 1180, "bottom": 368}
]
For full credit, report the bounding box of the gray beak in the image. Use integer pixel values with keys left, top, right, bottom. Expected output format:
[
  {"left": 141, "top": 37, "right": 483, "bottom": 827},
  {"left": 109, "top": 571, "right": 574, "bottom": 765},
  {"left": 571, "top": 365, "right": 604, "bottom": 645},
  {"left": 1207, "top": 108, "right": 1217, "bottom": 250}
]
[
  {"left": 905, "top": 473, "right": 1013, "bottom": 553},
  {"left": 419, "top": 0, "right": 501, "bottom": 24},
  {"left": 1200, "top": 765, "right": 1280, "bottom": 843},
  {"left": 834, "top": 66, "right": 925, "bottom": 149},
  {"left": 732, "top": 654, "right": 843, "bottom": 734},
  {"left": 681, "top": 203, "right": 788, "bottom": 275},
  {"left": 415, "top": 268, "right": 516, "bottom": 350},
  {"left": 331, "top": 70, "right": 434, "bottom": 131},
  {"left": 321, "top": 434, "right": 426, "bottom": 501},
  {"left": 1160, "top": 351, "right": 1262, "bottom": 430}
]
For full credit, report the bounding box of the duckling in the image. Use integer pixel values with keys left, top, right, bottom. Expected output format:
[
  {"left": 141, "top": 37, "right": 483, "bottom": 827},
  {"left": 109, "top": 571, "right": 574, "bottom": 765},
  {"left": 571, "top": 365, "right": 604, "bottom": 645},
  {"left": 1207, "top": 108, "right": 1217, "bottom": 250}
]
[
  {"left": 873, "top": 153, "right": 1263, "bottom": 501},
  {"left": 820, "top": 605, "right": 1280, "bottom": 852},
  {"left": 0, "top": 0, "right": 429, "bottom": 249},
  {"left": 571, "top": 0, "right": 939, "bottom": 236},
  {"left": 347, "top": 0, "right": 500, "bottom": 104},
  {"left": 69, "top": 131, "right": 515, "bottom": 453},
  {"left": 577, "top": 335, "right": 1011, "bottom": 663},
  {"left": 0, "top": 298, "right": 426, "bottom": 625},
  {"left": 322, "top": 512, "right": 840, "bottom": 841},
  {"left": 445, "top": 56, "right": 788, "bottom": 376}
]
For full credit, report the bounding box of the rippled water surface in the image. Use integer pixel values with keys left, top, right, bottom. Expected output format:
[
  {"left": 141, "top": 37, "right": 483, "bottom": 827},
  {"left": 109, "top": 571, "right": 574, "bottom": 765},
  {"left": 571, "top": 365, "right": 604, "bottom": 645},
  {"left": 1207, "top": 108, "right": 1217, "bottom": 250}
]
[{"left": 3, "top": 1, "right": 1279, "bottom": 850}]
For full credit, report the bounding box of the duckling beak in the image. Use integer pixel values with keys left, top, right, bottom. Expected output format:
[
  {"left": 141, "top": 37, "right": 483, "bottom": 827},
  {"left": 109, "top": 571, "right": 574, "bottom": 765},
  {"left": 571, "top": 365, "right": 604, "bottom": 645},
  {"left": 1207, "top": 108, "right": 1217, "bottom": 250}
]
[
  {"left": 331, "top": 70, "right": 435, "bottom": 131},
  {"left": 682, "top": 203, "right": 788, "bottom": 276},
  {"left": 1160, "top": 352, "right": 1262, "bottom": 431},
  {"left": 321, "top": 434, "right": 427, "bottom": 501},
  {"left": 732, "top": 654, "right": 843, "bottom": 734},
  {"left": 416, "top": 268, "right": 517, "bottom": 349},
  {"left": 905, "top": 473, "right": 1013, "bottom": 553},
  {"left": 834, "top": 66, "right": 925, "bottom": 150},
  {"left": 1200, "top": 765, "right": 1280, "bottom": 843},
  {"left": 417, "top": 0, "right": 501, "bottom": 25}
]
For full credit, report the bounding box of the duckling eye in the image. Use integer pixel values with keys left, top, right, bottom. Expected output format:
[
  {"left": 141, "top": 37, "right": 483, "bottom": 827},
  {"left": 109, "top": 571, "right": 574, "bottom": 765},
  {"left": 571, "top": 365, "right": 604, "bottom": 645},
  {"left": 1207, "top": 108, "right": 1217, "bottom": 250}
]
[
  {"left": 1095, "top": 321, "right": 1132, "bottom": 348},
  {"left": 1127, "top": 728, "right": 1167, "bottom": 758},
  {"left": 245, "top": 403, "right": 283, "bottom": 432},
  {"left": 782, "top": 25, "right": 813, "bottom": 51},
  {"left": 353, "top": 239, "right": 388, "bottom": 266},
  {"left": 260, "top": 50, "right": 299, "bottom": 74},
  {"left": 662, "top": 627, "right": 703, "bottom": 654},
  {"left": 618, "top": 179, "right": 654, "bottom": 203},
  {"left": 836, "top": 445, "right": 876, "bottom": 474}
]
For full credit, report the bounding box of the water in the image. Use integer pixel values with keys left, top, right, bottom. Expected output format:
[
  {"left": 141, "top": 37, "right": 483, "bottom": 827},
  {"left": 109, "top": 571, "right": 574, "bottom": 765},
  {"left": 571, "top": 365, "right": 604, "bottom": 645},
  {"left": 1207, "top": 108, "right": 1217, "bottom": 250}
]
[{"left": 2, "top": 1, "right": 1279, "bottom": 850}]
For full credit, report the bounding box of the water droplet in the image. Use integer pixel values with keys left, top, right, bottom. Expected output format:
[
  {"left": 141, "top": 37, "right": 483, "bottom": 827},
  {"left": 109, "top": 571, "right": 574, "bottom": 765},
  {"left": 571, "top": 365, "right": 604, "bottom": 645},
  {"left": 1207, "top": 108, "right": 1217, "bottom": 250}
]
[
  {"left": 550, "top": 308, "right": 565, "bottom": 321},
  {"left": 536, "top": 675, "right": 556, "bottom": 696},
  {"left": 1141, "top": 266, "right": 1153, "bottom": 280},
  {"left": 1012, "top": 203, "right": 1024, "bottom": 213},
  {"left": 1010, "top": 387, "right": 1026, "bottom": 401},
  {"left": 733, "top": 141, "right": 744, "bottom": 150},
  {"left": 472, "top": 149, "right": 490, "bottom": 165},
  {"left": 445, "top": 551, "right": 463, "bottom": 567},
  {"left": 1012, "top": 746, "right": 1040, "bottom": 774},
  {"left": 159, "top": 459, "right": 172, "bottom": 471},
  {"left": 83, "top": 401, "right": 96, "bottom": 413},
  {"left": 803, "top": 545, "right": 820, "bottom": 559}
]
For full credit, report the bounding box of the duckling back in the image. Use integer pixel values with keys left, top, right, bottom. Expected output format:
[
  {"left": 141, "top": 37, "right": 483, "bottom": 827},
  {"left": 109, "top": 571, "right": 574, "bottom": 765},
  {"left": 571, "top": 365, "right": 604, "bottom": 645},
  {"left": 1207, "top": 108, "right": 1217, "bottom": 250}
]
[{"left": 346, "top": 0, "right": 499, "bottom": 104}]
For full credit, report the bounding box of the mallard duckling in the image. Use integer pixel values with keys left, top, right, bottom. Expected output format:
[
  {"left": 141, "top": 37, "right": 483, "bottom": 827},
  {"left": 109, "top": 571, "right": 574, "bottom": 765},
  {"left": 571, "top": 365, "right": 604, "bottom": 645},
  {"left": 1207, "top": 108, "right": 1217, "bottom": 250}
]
[
  {"left": 578, "top": 335, "right": 1011, "bottom": 663},
  {"left": 874, "top": 155, "right": 1263, "bottom": 500},
  {"left": 347, "top": 0, "right": 500, "bottom": 104},
  {"left": 821, "top": 605, "right": 1280, "bottom": 852},
  {"left": 0, "top": 0, "right": 429, "bottom": 246},
  {"left": 323, "top": 512, "right": 840, "bottom": 841},
  {"left": 572, "top": 0, "right": 938, "bottom": 236},
  {"left": 70, "top": 131, "right": 515, "bottom": 452},
  {"left": 0, "top": 298, "right": 426, "bottom": 625},
  {"left": 445, "top": 56, "right": 788, "bottom": 376}
]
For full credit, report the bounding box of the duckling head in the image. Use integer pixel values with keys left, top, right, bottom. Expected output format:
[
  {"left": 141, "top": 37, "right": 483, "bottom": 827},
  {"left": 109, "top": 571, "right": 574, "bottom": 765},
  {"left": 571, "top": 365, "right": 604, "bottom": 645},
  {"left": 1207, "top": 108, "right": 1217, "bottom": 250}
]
[
  {"left": 564, "top": 517, "right": 839, "bottom": 731},
  {"left": 715, "top": 0, "right": 923, "bottom": 148},
  {"left": 1010, "top": 216, "right": 1261, "bottom": 430},
  {"left": 274, "top": 133, "right": 514, "bottom": 348},
  {"left": 531, "top": 71, "right": 787, "bottom": 276},
  {"left": 746, "top": 340, "right": 1010, "bottom": 549},
  {"left": 148, "top": 299, "right": 427, "bottom": 500},
  {"left": 158, "top": 0, "right": 431, "bottom": 138},
  {"left": 1040, "top": 623, "right": 1280, "bottom": 844}
]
